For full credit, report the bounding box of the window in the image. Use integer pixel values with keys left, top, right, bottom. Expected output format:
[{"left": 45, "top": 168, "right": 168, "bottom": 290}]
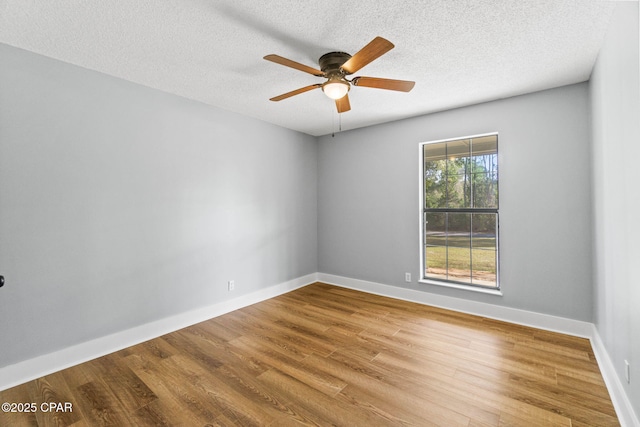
[{"left": 419, "top": 134, "right": 499, "bottom": 290}]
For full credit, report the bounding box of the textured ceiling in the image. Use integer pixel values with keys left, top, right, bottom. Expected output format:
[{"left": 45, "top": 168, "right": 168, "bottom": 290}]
[{"left": 0, "top": 1, "right": 615, "bottom": 136}]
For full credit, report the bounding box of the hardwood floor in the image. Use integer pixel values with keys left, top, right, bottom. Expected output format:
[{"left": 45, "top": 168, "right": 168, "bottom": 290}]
[{"left": 0, "top": 283, "right": 619, "bottom": 426}]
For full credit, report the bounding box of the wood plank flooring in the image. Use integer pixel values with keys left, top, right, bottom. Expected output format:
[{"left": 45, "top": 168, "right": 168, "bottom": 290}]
[{"left": 0, "top": 283, "right": 619, "bottom": 426}]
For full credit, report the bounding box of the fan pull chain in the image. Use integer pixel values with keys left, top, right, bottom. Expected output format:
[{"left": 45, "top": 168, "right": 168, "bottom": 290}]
[
  {"left": 331, "top": 111, "right": 336, "bottom": 138},
  {"left": 332, "top": 106, "right": 336, "bottom": 137},
  {"left": 331, "top": 108, "right": 342, "bottom": 138}
]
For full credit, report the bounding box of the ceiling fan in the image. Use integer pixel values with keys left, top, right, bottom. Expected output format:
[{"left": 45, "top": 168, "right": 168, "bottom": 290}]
[{"left": 264, "top": 37, "right": 415, "bottom": 113}]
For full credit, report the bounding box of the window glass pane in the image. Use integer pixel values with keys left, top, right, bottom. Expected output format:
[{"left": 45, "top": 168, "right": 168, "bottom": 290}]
[
  {"left": 471, "top": 136, "right": 498, "bottom": 208},
  {"left": 424, "top": 159, "right": 447, "bottom": 209},
  {"left": 471, "top": 135, "right": 497, "bottom": 157},
  {"left": 425, "top": 246, "right": 447, "bottom": 281},
  {"left": 446, "top": 138, "right": 472, "bottom": 158},
  {"left": 447, "top": 213, "right": 471, "bottom": 283},
  {"left": 424, "top": 212, "right": 446, "bottom": 280},
  {"left": 446, "top": 140, "right": 471, "bottom": 209},
  {"left": 472, "top": 171, "right": 498, "bottom": 208},
  {"left": 424, "top": 143, "right": 447, "bottom": 209},
  {"left": 445, "top": 173, "right": 470, "bottom": 208},
  {"left": 425, "top": 212, "right": 446, "bottom": 246},
  {"left": 424, "top": 142, "right": 446, "bottom": 161},
  {"left": 471, "top": 213, "right": 497, "bottom": 287}
]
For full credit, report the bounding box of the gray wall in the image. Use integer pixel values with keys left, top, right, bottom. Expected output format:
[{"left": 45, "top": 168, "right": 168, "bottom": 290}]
[
  {"left": 590, "top": 2, "right": 640, "bottom": 417},
  {"left": 0, "top": 44, "right": 318, "bottom": 367},
  {"left": 318, "top": 83, "right": 593, "bottom": 321}
]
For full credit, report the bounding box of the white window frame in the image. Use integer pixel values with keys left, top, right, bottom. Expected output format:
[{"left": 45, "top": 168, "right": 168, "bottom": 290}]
[{"left": 418, "top": 132, "right": 502, "bottom": 296}]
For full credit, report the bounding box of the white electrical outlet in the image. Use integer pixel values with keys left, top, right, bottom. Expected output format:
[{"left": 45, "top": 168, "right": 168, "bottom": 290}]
[
  {"left": 405, "top": 272, "right": 411, "bottom": 282},
  {"left": 625, "top": 360, "right": 630, "bottom": 383},
  {"left": 228, "top": 280, "right": 235, "bottom": 291}
]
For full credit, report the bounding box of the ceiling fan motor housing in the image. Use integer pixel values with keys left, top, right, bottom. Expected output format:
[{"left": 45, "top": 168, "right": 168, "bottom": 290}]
[{"left": 319, "top": 52, "right": 352, "bottom": 76}]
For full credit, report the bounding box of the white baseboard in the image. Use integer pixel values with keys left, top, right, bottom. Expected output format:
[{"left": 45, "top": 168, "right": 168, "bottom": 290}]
[
  {"left": 590, "top": 326, "right": 640, "bottom": 427},
  {"left": 318, "top": 273, "right": 638, "bottom": 427},
  {"left": 0, "top": 273, "right": 317, "bottom": 392},
  {"left": 317, "top": 273, "right": 593, "bottom": 337}
]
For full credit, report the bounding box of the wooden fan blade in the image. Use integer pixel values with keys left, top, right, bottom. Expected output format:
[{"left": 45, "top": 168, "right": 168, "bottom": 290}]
[
  {"left": 341, "top": 37, "right": 394, "bottom": 75},
  {"left": 335, "top": 94, "right": 351, "bottom": 113},
  {"left": 269, "top": 84, "right": 322, "bottom": 101},
  {"left": 352, "top": 76, "right": 415, "bottom": 92},
  {"left": 264, "top": 54, "right": 324, "bottom": 76}
]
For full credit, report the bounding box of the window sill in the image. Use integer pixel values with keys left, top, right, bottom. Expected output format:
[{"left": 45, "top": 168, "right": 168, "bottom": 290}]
[{"left": 419, "top": 279, "right": 503, "bottom": 296}]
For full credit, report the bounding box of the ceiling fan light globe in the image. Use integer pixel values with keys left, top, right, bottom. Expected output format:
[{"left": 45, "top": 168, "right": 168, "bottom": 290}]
[{"left": 322, "top": 81, "right": 350, "bottom": 100}]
